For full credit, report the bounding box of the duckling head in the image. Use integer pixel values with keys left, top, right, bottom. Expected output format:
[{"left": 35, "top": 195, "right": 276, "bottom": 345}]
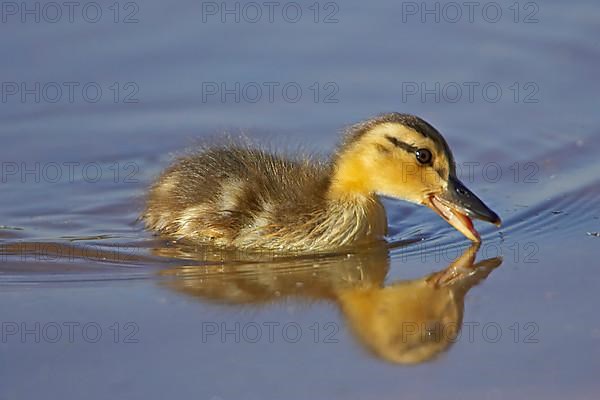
[{"left": 329, "top": 113, "right": 501, "bottom": 241}]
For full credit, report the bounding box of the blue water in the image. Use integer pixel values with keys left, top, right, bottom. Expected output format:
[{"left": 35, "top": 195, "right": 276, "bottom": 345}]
[{"left": 1, "top": 0, "right": 600, "bottom": 399}]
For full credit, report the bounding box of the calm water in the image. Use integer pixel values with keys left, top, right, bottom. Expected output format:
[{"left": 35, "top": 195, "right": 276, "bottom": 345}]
[{"left": 1, "top": 0, "right": 600, "bottom": 399}]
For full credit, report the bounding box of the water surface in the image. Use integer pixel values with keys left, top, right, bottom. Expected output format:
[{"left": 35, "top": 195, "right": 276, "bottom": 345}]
[{"left": 1, "top": 0, "right": 600, "bottom": 399}]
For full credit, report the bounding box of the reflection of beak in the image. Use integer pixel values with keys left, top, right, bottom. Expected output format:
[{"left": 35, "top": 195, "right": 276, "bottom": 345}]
[
  {"left": 427, "top": 242, "right": 503, "bottom": 287},
  {"left": 425, "top": 176, "right": 501, "bottom": 242}
]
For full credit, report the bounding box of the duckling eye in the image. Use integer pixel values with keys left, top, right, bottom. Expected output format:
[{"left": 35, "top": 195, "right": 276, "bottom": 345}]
[{"left": 415, "top": 148, "right": 433, "bottom": 165}]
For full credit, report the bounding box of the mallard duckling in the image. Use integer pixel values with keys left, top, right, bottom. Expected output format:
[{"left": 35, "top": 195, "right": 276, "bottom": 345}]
[{"left": 143, "top": 113, "right": 500, "bottom": 251}]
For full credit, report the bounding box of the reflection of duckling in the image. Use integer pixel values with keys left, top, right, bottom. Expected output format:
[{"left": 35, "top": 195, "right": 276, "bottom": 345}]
[
  {"left": 158, "top": 242, "right": 392, "bottom": 305},
  {"left": 160, "top": 243, "right": 501, "bottom": 364},
  {"left": 143, "top": 113, "right": 500, "bottom": 252}
]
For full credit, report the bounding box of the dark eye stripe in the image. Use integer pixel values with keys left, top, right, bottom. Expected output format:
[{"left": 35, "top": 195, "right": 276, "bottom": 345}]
[{"left": 385, "top": 135, "right": 417, "bottom": 153}]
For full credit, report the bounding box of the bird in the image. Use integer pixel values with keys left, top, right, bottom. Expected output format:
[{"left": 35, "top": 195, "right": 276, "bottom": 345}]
[{"left": 142, "top": 113, "right": 500, "bottom": 252}]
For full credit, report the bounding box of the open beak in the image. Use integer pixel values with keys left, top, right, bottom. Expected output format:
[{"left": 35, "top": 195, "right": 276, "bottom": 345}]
[{"left": 425, "top": 176, "right": 501, "bottom": 242}]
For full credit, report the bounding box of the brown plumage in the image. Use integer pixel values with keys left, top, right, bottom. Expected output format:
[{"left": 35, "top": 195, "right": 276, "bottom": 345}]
[
  {"left": 143, "top": 144, "right": 386, "bottom": 251},
  {"left": 142, "top": 113, "right": 500, "bottom": 252}
]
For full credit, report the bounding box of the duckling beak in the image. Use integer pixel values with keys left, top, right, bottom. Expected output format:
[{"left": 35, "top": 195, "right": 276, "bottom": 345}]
[{"left": 426, "top": 176, "right": 501, "bottom": 242}]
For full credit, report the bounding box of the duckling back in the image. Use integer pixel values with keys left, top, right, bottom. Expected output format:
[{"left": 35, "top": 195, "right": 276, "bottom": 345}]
[{"left": 143, "top": 145, "right": 343, "bottom": 250}]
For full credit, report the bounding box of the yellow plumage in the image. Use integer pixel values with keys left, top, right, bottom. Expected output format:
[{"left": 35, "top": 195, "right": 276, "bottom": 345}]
[{"left": 143, "top": 113, "right": 500, "bottom": 252}]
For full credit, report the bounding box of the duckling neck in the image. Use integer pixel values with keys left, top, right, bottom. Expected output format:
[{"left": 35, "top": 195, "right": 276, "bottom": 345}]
[
  {"left": 327, "top": 149, "right": 373, "bottom": 199},
  {"left": 324, "top": 162, "right": 388, "bottom": 244},
  {"left": 319, "top": 194, "right": 387, "bottom": 247}
]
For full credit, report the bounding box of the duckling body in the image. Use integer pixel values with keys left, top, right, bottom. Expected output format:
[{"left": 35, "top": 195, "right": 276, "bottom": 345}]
[
  {"left": 143, "top": 147, "right": 387, "bottom": 251},
  {"left": 143, "top": 113, "right": 500, "bottom": 251}
]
